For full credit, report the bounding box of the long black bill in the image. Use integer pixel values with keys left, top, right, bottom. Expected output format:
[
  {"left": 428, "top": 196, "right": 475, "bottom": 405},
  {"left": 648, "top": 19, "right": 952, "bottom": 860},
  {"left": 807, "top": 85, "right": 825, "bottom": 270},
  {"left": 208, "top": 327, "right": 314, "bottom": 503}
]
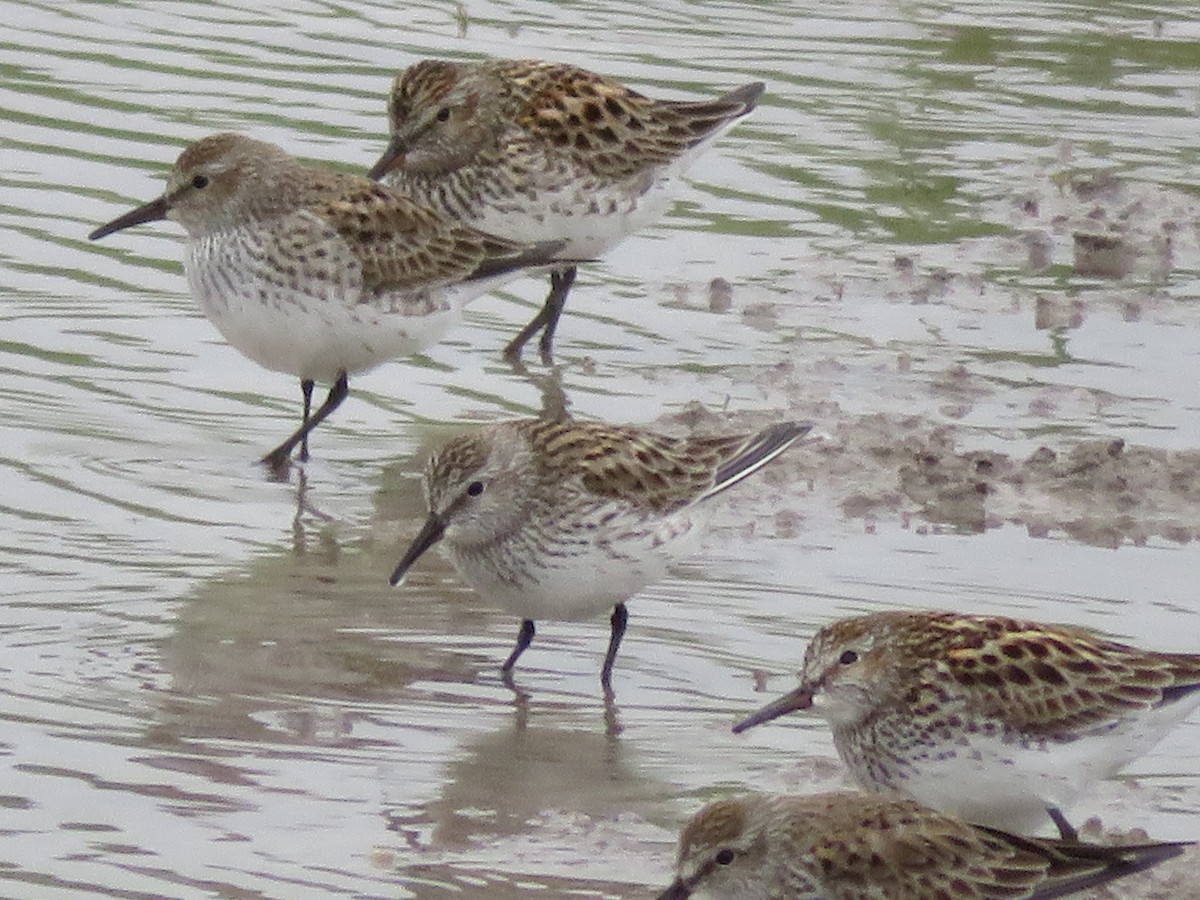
[
  {"left": 732, "top": 684, "right": 814, "bottom": 734},
  {"left": 88, "top": 195, "right": 170, "bottom": 241},
  {"left": 366, "top": 135, "right": 406, "bottom": 181},
  {"left": 389, "top": 512, "right": 446, "bottom": 586},
  {"left": 654, "top": 879, "right": 691, "bottom": 900}
]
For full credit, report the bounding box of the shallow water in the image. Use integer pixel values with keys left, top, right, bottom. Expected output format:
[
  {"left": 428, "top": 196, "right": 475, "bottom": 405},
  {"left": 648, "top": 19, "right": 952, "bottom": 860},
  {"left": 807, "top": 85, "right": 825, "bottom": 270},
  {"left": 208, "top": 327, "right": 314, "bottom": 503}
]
[{"left": 3, "top": 0, "right": 1200, "bottom": 896}]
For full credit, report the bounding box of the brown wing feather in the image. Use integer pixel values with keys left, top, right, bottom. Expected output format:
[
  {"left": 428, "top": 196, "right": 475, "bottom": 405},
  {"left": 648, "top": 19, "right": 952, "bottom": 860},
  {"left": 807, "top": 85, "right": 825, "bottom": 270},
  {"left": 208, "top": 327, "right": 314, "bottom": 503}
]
[
  {"left": 920, "top": 613, "right": 1200, "bottom": 735},
  {"left": 310, "top": 176, "right": 542, "bottom": 293},
  {"left": 506, "top": 61, "right": 760, "bottom": 178},
  {"left": 792, "top": 795, "right": 1049, "bottom": 899},
  {"left": 520, "top": 419, "right": 746, "bottom": 514},
  {"left": 807, "top": 801, "right": 1181, "bottom": 900}
]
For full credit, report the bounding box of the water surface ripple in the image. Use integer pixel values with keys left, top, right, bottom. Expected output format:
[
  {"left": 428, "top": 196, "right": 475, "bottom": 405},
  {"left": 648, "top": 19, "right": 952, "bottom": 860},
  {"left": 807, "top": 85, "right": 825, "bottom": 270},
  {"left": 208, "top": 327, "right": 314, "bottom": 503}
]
[{"left": 3, "top": 1, "right": 1200, "bottom": 897}]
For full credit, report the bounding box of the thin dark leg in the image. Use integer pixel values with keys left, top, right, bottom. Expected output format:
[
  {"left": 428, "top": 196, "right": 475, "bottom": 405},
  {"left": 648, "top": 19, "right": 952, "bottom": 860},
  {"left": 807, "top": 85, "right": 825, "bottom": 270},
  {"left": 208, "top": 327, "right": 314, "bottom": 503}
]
[
  {"left": 600, "top": 602, "right": 628, "bottom": 692},
  {"left": 501, "top": 619, "right": 536, "bottom": 675},
  {"left": 536, "top": 267, "right": 576, "bottom": 362},
  {"left": 502, "top": 266, "right": 577, "bottom": 364},
  {"left": 1047, "top": 806, "right": 1078, "bottom": 842},
  {"left": 261, "top": 370, "right": 349, "bottom": 473},
  {"left": 299, "top": 378, "right": 315, "bottom": 462}
]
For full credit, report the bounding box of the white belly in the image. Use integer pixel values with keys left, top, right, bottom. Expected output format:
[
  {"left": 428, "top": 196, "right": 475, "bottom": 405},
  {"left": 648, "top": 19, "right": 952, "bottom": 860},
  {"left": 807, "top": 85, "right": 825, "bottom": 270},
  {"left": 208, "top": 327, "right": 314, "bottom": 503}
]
[
  {"left": 876, "top": 742, "right": 1080, "bottom": 835},
  {"left": 466, "top": 170, "right": 679, "bottom": 260},
  {"left": 847, "top": 700, "right": 1200, "bottom": 835},
  {"left": 447, "top": 510, "right": 704, "bottom": 622},
  {"left": 184, "top": 233, "right": 510, "bottom": 383}
]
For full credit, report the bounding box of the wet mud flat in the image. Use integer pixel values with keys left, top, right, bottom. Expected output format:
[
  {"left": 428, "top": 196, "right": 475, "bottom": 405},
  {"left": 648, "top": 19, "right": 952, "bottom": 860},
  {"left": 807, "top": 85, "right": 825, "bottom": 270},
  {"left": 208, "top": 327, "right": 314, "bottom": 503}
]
[
  {"left": 652, "top": 162, "right": 1200, "bottom": 550},
  {"left": 672, "top": 403, "right": 1200, "bottom": 550}
]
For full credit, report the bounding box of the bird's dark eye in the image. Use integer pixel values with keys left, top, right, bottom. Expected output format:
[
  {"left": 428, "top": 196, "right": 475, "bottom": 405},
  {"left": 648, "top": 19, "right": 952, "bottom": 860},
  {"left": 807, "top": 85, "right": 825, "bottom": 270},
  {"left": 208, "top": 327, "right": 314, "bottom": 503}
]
[
  {"left": 435, "top": 106, "right": 451, "bottom": 122},
  {"left": 191, "top": 174, "right": 209, "bottom": 189},
  {"left": 839, "top": 650, "right": 859, "bottom": 665},
  {"left": 466, "top": 480, "right": 484, "bottom": 497},
  {"left": 715, "top": 848, "right": 735, "bottom": 866}
]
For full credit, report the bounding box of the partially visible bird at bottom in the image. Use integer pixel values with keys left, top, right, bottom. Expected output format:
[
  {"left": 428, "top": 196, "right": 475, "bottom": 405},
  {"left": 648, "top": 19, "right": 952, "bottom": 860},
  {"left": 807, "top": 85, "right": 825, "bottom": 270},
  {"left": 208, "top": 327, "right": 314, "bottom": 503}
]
[{"left": 657, "top": 791, "right": 1191, "bottom": 899}]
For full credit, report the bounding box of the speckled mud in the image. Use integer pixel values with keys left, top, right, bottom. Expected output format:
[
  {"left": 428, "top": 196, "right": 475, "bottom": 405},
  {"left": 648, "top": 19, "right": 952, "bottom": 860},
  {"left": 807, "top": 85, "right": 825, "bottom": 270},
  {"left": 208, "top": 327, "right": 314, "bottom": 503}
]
[{"left": 644, "top": 162, "right": 1200, "bottom": 555}]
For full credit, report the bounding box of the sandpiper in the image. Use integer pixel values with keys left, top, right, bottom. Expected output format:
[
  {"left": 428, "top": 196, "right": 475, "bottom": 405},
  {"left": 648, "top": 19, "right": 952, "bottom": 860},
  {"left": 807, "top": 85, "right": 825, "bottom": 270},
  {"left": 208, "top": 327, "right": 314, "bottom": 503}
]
[
  {"left": 734, "top": 609, "right": 1200, "bottom": 839},
  {"left": 89, "top": 132, "right": 561, "bottom": 472},
  {"left": 658, "top": 791, "right": 1190, "bottom": 899},
  {"left": 368, "top": 58, "right": 764, "bottom": 361},
  {"left": 390, "top": 418, "right": 810, "bottom": 689}
]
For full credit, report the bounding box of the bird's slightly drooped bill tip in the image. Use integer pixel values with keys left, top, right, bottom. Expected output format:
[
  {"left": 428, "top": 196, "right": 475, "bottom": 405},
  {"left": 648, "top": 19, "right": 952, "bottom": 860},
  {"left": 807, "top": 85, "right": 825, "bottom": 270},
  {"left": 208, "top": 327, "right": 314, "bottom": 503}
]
[
  {"left": 389, "top": 512, "right": 447, "bottom": 586},
  {"left": 367, "top": 133, "right": 406, "bottom": 181},
  {"left": 89, "top": 195, "right": 170, "bottom": 241},
  {"left": 732, "top": 684, "right": 813, "bottom": 734}
]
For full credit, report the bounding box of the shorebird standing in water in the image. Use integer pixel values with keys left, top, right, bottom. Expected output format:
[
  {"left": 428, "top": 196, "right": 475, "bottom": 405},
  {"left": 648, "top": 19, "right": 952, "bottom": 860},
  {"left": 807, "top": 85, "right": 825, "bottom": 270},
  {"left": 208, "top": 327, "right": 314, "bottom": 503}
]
[
  {"left": 90, "top": 132, "right": 561, "bottom": 472},
  {"left": 390, "top": 417, "right": 810, "bottom": 690},
  {"left": 369, "top": 58, "right": 764, "bottom": 362},
  {"left": 735, "top": 609, "right": 1200, "bottom": 840}
]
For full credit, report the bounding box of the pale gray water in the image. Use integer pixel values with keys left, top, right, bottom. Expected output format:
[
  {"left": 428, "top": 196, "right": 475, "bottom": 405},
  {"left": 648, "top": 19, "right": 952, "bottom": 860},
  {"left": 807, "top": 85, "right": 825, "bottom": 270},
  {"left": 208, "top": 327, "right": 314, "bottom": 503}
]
[{"left": 3, "top": 1, "right": 1200, "bottom": 897}]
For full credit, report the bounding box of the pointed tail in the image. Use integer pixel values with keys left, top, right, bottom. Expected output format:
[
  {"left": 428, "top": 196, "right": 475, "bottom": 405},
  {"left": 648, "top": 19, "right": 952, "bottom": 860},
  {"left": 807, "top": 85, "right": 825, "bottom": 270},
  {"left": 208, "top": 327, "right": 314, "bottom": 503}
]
[
  {"left": 715, "top": 81, "right": 766, "bottom": 114},
  {"left": 699, "top": 421, "right": 812, "bottom": 505},
  {"left": 982, "top": 827, "right": 1192, "bottom": 900},
  {"left": 668, "top": 81, "right": 765, "bottom": 152}
]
